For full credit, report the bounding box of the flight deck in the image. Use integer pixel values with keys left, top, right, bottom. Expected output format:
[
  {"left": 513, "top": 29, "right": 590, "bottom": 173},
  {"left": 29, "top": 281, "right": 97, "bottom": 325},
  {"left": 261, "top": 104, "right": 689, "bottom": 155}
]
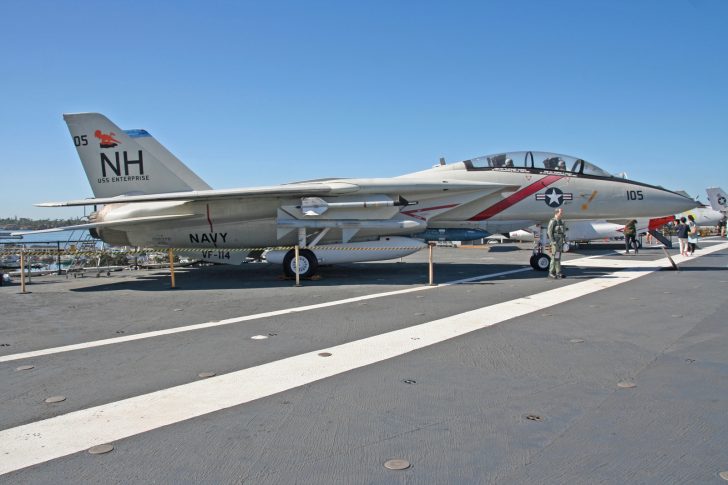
[{"left": 2, "top": 240, "right": 728, "bottom": 484}]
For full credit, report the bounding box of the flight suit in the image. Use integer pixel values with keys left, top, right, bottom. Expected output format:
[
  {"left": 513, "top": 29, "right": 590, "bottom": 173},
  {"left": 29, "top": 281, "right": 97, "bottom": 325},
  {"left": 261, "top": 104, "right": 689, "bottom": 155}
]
[{"left": 547, "top": 217, "right": 566, "bottom": 277}]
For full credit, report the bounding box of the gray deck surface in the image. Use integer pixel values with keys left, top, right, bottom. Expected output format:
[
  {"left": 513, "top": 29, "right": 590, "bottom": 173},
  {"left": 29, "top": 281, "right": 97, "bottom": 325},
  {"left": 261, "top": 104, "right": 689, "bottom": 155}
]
[{"left": 1, "top": 240, "right": 727, "bottom": 484}]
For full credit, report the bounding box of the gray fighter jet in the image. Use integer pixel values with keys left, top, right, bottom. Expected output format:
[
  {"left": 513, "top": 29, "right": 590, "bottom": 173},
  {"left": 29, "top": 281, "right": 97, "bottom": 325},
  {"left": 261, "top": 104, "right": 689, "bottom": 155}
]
[{"left": 22, "top": 113, "right": 698, "bottom": 276}]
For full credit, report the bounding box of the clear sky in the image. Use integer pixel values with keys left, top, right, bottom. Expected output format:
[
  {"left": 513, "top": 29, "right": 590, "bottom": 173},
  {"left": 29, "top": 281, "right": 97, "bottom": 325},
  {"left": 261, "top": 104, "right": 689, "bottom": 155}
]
[{"left": 1, "top": 0, "right": 726, "bottom": 218}]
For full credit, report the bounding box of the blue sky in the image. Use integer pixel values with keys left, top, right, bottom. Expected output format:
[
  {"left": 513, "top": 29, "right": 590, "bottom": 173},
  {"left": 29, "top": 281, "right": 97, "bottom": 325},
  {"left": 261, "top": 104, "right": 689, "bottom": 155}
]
[{"left": 1, "top": 0, "right": 726, "bottom": 218}]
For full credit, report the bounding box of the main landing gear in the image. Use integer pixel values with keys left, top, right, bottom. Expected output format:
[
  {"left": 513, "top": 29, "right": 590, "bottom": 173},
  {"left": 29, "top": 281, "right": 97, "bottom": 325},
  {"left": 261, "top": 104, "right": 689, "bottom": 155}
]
[{"left": 282, "top": 248, "right": 318, "bottom": 278}]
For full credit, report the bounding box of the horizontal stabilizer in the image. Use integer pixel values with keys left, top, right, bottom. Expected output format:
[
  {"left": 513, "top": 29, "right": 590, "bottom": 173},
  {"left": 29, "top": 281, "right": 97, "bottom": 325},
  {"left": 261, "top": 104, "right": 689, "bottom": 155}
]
[{"left": 11, "top": 214, "right": 196, "bottom": 236}]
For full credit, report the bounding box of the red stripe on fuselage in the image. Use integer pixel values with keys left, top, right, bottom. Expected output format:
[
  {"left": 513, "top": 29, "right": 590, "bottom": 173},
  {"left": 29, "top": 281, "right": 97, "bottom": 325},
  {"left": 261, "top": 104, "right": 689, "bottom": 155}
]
[
  {"left": 468, "top": 175, "right": 563, "bottom": 221},
  {"left": 402, "top": 203, "right": 460, "bottom": 221}
]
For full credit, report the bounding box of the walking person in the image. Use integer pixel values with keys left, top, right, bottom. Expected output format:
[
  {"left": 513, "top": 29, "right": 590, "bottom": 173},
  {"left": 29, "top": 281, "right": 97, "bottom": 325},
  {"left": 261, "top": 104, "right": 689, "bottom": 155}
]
[
  {"left": 687, "top": 214, "right": 699, "bottom": 255},
  {"left": 676, "top": 216, "right": 689, "bottom": 256},
  {"left": 624, "top": 219, "right": 638, "bottom": 254},
  {"left": 547, "top": 208, "right": 567, "bottom": 279}
]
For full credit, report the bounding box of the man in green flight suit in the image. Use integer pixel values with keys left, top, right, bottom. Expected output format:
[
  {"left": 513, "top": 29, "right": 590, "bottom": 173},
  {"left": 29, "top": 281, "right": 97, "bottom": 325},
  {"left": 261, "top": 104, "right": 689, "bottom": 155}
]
[{"left": 547, "top": 208, "right": 567, "bottom": 279}]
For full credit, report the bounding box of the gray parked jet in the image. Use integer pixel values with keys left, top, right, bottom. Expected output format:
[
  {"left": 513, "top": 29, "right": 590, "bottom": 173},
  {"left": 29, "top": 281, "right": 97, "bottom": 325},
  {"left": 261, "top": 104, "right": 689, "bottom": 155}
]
[{"left": 20, "top": 113, "right": 698, "bottom": 276}]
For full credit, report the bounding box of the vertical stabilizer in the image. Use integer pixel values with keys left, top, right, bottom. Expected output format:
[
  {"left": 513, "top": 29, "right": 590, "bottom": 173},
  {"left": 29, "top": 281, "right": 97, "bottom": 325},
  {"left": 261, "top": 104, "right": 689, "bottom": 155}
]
[
  {"left": 706, "top": 187, "right": 727, "bottom": 213},
  {"left": 63, "top": 113, "right": 210, "bottom": 198}
]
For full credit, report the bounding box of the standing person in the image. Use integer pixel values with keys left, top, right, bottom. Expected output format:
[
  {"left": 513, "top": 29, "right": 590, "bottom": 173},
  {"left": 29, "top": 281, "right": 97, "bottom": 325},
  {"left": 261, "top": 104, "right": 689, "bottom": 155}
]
[
  {"left": 547, "top": 208, "right": 567, "bottom": 279},
  {"left": 687, "top": 214, "right": 699, "bottom": 255},
  {"left": 720, "top": 215, "right": 727, "bottom": 238},
  {"left": 676, "top": 216, "right": 689, "bottom": 256},
  {"left": 624, "top": 219, "right": 638, "bottom": 254}
]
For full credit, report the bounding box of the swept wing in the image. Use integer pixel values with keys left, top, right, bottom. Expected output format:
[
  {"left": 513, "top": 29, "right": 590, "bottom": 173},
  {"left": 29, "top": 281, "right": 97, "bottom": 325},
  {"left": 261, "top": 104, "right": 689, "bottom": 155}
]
[{"left": 37, "top": 179, "right": 512, "bottom": 207}]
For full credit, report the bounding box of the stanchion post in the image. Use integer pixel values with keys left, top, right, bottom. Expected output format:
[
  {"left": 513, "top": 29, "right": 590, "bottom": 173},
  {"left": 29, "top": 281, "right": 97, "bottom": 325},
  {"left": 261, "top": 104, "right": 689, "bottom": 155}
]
[
  {"left": 428, "top": 243, "right": 435, "bottom": 286},
  {"left": 168, "top": 248, "right": 176, "bottom": 288},
  {"left": 57, "top": 241, "right": 62, "bottom": 275},
  {"left": 294, "top": 245, "right": 301, "bottom": 287},
  {"left": 20, "top": 248, "right": 27, "bottom": 293}
]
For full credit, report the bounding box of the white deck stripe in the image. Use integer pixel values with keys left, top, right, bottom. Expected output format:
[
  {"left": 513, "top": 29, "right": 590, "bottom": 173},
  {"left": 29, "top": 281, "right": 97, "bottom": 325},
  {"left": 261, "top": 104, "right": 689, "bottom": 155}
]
[
  {"left": 0, "top": 267, "right": 530, "bottom": 364},
  {"left": 0, "top": 247, "right": 716, "bottom": 364},
  {"left": 1, "top": 242, "right": 726, "bottom": 475}
]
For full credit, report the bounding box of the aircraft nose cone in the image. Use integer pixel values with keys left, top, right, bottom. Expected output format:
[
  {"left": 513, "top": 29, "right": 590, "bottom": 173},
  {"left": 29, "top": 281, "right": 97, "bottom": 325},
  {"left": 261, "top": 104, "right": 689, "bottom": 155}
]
[{"left": 662, "top": 190, "right": 699, "bottom": 214}]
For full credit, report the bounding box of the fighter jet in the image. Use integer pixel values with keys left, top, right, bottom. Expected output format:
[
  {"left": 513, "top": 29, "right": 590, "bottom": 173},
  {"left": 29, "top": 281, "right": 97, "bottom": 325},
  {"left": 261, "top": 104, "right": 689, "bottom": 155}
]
[{"left": 21, "top": 113, "right": 698, "bottom": 276}]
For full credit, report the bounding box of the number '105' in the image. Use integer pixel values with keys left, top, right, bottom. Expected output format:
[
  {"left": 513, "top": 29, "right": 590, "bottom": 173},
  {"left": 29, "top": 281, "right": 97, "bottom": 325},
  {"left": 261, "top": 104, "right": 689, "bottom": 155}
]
[{"left": 626, "top": 190, "right": 643, "bottom": 200}]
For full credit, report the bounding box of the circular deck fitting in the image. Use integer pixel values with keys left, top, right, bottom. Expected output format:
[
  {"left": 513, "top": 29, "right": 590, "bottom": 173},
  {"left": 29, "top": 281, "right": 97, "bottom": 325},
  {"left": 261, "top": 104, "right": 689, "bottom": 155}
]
[
  {"left": 0, "top": 343, "right": 10, "bottom": 347},
  {"left": 45, "top": 396, "right": 66, "bottom": 403},
  {"left": 524, "top": 414, "right": 543, "bottom": 422},
  {"left": 198, "top": 372, "right": 216, "bottom": 379},
  {"left": 617, "top": 381, "right": 636, "bottom": 389},
  {"left": 268, "top": 333, "right": 277, "bottom": 337},
  {"left": 251, "top": 335, "right": 269, "bottom": 340},
  {"left": 411, "top": 337, "right": 420, "bottom": 341},
  {"left": 384, "top": 459, "right": 411, "bottom": 470},
  {"left": 88, "top": 444, "right": 114, "bottom": 455},
  {"left": 15, "top": 365, "right": 34, "bottom": 371},
  {"left": 719, "top": 471, "right": 728, "bottom": 481},
  {"left": 173, "top": 308, "right": 183, "bottom": 312},
  {"left": 685, "top": 359, "right": 696, "bottom": 364},
  {"left": 569, "top": 339, "right": 585, "bottom": 344},
  {"left": 318, "top": 352, "right": 332, "bottom": 357},
  {"left": 402, "top": 379, "right": 417, "bottom": 385},
  {"left": 115, "top": 330, "right": 125, "bottom": 334}
]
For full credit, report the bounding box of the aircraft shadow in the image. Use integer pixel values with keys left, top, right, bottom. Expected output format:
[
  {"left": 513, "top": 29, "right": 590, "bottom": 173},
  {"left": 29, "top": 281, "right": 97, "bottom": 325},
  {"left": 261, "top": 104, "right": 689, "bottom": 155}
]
[{"left": 65, "top": 260, "right": 632, "bottom": 292}]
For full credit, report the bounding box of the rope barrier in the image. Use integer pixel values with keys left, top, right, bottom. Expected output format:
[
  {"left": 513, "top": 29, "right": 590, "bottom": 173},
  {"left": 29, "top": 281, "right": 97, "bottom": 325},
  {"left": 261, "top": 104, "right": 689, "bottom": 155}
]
[{"left": 1, "top": 245, "right": 425, "bottom": 257}]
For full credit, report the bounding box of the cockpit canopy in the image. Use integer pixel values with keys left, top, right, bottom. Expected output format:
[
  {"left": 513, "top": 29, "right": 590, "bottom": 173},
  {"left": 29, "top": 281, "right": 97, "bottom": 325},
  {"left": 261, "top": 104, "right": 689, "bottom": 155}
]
[{"left": 464, "top": 151, "right": 613, "bottom": 178}]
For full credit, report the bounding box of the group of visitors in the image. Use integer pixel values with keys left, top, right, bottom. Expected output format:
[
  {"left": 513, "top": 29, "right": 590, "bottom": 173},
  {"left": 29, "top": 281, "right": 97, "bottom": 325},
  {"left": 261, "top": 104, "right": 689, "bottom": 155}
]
[
  {"left": 675, "top": 214, "right": 699, "bottom": 256},
  {"left": 544, "top": 209, "right": 706, "bottom": 280}
]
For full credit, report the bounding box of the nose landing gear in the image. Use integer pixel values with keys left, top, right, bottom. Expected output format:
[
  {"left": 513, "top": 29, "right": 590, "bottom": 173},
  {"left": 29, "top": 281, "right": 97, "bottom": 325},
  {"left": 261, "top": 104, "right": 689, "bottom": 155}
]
[
  {"left": 530, "top": 252, "right": 551, "bottom": 271},
  {"left": 529, "top": 224, "right": 551, "bottom": 271}
]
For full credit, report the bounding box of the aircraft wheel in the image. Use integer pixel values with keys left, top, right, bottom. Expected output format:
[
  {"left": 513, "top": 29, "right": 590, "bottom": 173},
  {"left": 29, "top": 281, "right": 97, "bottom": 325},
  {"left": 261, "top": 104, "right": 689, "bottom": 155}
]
[
  {"left": 283, "top": 249, "right": 318, "bottom": 278},
  {"left": 530, "top": 253, "right": 550, "bottom": 271}
]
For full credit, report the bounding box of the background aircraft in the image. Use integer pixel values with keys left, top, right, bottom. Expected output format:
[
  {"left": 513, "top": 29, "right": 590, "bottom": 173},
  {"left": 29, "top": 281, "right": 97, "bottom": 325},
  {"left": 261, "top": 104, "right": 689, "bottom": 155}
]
[
  {"left": 707, "top": 187, "right": 728, "bottom": 214},
  {"left": 19, "top": 113, "right": 699, "bottom": 276},
  {"left": 507, "top": 203, "right": 722, "bottom": 250}
]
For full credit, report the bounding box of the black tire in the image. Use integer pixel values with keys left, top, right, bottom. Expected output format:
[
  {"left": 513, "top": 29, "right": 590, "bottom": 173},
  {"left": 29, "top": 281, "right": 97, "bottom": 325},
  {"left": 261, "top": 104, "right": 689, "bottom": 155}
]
[
  {"left": 282, "top": 249, "right": 318, "bottom": 278},
  {"left": 533, "top": 253, "right": 550, "bottom": 271},
  {"left": 529, "top": 255, "right": 538, "bottom": 269}
]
